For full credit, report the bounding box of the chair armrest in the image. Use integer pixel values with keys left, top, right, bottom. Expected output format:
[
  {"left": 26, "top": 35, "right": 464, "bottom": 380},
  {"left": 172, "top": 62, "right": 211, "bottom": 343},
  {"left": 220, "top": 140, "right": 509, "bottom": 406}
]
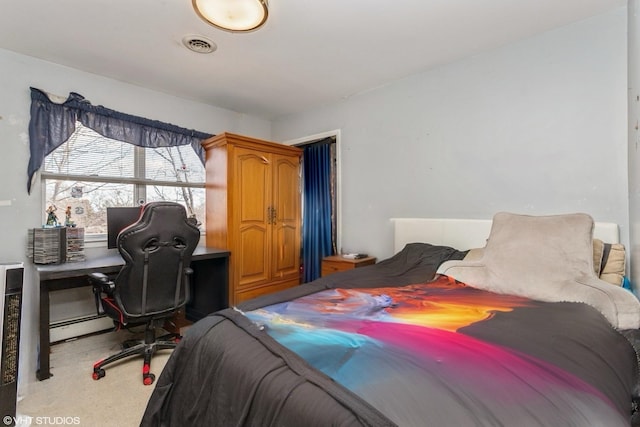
[
  {"left": 88, "top": 272, "right": 110, "bottom": 285},
  {"left": 87, "top": 272, "right": 115, "bottom": 315},
  {"left": 88, "top": 272, "right": 115, "bottom": 293}
]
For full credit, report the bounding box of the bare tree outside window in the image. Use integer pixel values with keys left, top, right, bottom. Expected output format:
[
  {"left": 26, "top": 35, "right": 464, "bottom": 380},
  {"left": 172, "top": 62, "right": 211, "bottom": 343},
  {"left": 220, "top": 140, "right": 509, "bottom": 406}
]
[{"left": 42, "top": 122, "right": 205, "bottom": 237}]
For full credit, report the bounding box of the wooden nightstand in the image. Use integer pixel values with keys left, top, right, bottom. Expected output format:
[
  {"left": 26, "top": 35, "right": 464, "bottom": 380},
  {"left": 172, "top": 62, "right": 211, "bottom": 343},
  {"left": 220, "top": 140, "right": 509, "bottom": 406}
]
[{"left": 321, "top": 255, "right": 376, "bottom": 277}]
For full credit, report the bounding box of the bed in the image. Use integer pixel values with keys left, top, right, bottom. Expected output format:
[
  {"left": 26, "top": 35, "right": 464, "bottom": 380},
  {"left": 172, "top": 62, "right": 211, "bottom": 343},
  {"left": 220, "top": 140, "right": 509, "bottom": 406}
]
[{"left": 142, "top": 212, "right": 640, "bottom": 427}]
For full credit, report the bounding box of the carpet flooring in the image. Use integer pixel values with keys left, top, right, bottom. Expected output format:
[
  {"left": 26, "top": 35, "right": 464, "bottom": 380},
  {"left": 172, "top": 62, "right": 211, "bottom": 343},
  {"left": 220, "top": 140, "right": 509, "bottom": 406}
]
[{"left": 16, "top": 328, "right": 173, "bottom": 427}]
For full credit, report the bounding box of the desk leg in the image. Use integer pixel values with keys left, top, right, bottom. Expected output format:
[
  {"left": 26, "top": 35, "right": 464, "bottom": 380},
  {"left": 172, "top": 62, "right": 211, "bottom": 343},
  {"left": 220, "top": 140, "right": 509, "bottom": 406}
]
[{"left": 36, "top": 282, "right": 51, "bottom": 381}]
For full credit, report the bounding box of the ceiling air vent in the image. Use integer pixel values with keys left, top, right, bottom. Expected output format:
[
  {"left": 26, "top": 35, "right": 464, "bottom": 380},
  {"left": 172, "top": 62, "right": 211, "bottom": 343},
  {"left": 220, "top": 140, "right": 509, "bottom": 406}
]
[{"left": 182, "top": 35, "right": 217, "bottom": 54}]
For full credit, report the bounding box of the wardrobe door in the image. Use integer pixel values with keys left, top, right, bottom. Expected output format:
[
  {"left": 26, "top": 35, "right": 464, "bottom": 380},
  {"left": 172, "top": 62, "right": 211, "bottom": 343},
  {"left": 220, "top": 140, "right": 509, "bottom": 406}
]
[
  {"left": 233, "top": 147, "right": 272, "bottom": 289},
  {"left": 271, "top": 153, "right": 301, "bottom": 281}
]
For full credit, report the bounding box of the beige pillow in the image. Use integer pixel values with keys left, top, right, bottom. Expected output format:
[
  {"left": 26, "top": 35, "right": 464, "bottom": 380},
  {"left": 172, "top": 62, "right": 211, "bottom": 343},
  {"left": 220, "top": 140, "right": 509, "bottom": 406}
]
[
  {"left": 592, "top": 238, "right": 604, "bottom": 276},
  {"left": 481, "top": 212, "right": 596, "bottom": 295},
  {"left": 467, "top": 236, "right": 626, "bottom": 286},
  {"left": 600, "top": 243, "right": 625, "bottom": 286},
  {"left": 592, "top": 238, "right": 626, "bottom": 286}
]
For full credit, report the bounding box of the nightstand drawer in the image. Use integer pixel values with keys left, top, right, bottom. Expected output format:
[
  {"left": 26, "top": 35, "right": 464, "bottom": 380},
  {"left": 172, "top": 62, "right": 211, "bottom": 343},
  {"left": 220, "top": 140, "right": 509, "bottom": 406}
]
[{"left": 321, "top": 255, "right": 376, "bottom": 277}]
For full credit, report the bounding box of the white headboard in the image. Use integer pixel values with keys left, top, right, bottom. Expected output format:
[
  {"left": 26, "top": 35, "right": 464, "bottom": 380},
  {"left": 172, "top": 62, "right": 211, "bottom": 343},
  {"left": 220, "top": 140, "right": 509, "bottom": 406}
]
[{"left": 390, "top": 217, "right": 620, "bottom": 254}]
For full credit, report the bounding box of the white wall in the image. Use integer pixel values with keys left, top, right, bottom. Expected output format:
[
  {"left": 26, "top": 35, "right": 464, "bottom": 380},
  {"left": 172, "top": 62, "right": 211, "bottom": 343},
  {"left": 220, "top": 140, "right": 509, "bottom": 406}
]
[
  {"left": 0, "top": 47, "right": 271, "bottom": 396},
  {"left": 273, "top": 8, "right": 629, "bottom": 262},
  {"left": 629, "top": 0, "right": 640, "bottom": 289}
]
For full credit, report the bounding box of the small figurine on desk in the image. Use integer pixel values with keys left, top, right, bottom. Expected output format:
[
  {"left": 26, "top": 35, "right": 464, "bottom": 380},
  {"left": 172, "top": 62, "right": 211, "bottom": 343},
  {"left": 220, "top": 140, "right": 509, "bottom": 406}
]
[
  {"left": 45, "top": 205, "right": 59, "bottom": 227},
  {"left": 64, "top": 205, "right": 76, "bottom": 227}
]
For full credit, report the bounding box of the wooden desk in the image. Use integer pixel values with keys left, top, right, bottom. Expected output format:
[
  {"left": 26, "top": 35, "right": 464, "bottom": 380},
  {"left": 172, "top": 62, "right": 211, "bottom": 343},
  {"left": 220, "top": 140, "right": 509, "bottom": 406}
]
[{"left": 36, "top": 246, "right": 229, "bottom": 381}]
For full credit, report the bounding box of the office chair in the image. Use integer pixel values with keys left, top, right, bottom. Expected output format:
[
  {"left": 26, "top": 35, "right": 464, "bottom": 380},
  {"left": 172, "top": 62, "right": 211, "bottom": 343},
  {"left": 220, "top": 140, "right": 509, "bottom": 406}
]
[{"left": 87, "top": 201, "right": 200, "bottom": 385}]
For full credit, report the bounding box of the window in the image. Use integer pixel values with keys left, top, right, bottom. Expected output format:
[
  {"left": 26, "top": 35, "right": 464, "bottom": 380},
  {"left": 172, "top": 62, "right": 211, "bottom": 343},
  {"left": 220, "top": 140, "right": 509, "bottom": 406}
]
[{"left": 42, "top": 122, "right": 205, "bottom": 240}]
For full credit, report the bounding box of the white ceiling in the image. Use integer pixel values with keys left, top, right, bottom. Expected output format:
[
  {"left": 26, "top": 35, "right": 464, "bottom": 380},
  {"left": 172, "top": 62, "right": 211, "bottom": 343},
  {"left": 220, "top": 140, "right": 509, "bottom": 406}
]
[{"left": 0, "top": 0, "right": 625, "bottom": 120}]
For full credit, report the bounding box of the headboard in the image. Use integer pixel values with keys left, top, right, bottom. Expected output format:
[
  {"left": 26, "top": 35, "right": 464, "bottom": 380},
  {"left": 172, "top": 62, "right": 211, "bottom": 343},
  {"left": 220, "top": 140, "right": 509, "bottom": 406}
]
[{"left": 390, "top": 217, "right": 620, "bottom": 254}]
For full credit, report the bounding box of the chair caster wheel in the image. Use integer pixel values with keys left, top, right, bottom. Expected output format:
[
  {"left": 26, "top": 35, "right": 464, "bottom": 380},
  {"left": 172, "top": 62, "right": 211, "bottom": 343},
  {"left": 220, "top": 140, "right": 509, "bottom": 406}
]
[
  {"left": 92, "top": 369, "right": 106, "bottom": 380},
  {"left": 143, "top": 373, "right": 155, "bottom": 385}
]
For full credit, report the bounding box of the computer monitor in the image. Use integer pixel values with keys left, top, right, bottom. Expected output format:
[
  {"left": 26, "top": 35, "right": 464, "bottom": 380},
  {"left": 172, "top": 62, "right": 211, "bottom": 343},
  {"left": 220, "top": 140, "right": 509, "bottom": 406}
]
[{"left": 106, "top": 207, "right": 143, "bottom": 249}]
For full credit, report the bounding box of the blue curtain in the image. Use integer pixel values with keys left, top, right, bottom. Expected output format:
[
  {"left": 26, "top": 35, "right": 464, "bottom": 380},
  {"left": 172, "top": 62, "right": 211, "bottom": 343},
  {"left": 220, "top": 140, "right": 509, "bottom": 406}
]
[
  {"left": 27, "top": 87, "right": 212, "bottom": 193},
  {"left": 302, "top": 139, "right": 334, "bottom": 283}
]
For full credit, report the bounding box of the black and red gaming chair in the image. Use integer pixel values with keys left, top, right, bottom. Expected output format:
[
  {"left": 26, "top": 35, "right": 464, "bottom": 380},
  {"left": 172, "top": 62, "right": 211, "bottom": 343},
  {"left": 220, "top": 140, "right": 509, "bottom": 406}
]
[{"left": 87, "top": 201, "right": 200, "bottom": 385}]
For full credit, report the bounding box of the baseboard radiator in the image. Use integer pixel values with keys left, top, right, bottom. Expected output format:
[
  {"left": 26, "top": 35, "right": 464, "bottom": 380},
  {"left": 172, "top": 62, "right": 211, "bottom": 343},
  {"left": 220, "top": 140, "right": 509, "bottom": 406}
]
[{"left": 50, "top": 315, "right": 114, "bottom": 343}]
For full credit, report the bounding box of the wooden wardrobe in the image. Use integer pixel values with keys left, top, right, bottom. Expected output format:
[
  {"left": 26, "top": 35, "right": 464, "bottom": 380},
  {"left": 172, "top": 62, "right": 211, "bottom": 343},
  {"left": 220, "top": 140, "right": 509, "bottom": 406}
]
[{"left": 202, "top": 132, "right": 302, "bottom": 305}]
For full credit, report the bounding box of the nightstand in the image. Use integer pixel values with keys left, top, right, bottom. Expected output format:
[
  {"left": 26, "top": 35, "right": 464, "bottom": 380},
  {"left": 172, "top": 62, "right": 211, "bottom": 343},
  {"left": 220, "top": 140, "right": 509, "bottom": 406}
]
[{"left": 321, "top": 255, "right": 376, "bottom": 277}]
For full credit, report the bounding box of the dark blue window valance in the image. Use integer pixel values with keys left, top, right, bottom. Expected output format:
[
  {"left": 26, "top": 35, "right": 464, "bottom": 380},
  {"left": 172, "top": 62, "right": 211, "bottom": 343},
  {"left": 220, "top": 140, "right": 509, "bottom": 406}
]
[{"left": 27, "top": 87, "right": 212, "bottom": 193}]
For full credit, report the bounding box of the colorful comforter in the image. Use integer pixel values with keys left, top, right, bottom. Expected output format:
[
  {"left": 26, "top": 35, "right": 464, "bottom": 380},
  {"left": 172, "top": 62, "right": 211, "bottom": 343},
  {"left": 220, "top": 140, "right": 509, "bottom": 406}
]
[
  {"left": 246, "top": 276, "right": 634, "bottom": 426},
  {"left": 142, "top": 243, "right": 639, "bottom": 427}
]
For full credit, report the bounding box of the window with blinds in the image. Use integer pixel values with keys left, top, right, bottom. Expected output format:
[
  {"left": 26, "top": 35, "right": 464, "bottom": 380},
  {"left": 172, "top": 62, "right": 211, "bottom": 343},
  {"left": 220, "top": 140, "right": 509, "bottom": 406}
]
[{"left": 42, "top": 122, "right": 205, "bottom": 238}]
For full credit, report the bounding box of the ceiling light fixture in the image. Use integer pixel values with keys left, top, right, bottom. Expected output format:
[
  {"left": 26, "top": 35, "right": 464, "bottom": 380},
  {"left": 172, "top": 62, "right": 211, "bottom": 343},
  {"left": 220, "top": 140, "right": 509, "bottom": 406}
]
[{"left": 192, "top": 0, "right": 268, "bottom": 33}]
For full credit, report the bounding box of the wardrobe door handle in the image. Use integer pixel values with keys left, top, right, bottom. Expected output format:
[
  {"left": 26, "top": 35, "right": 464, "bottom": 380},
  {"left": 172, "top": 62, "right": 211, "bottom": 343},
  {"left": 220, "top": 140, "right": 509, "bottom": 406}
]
[
  {"left": 260, "top": 156, "right": 270, "bottom": 164},
  {"left": 267, "top": 206, "right": 276, "bottom": 224}
]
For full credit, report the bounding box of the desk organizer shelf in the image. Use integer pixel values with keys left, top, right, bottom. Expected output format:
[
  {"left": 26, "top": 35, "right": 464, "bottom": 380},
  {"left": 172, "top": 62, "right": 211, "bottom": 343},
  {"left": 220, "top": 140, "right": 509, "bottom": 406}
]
[{"left": 27, "top": 227, "right": 85, "bottom": 264}]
